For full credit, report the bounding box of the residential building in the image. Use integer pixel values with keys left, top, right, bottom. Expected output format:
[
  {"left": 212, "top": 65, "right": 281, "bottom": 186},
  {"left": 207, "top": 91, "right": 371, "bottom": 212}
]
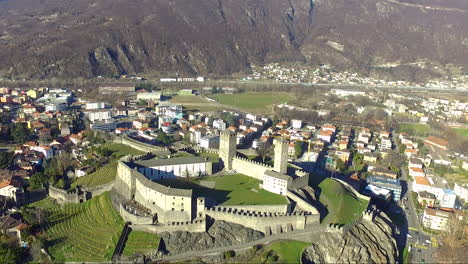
[
  {"left": 454, "top": 183, "right": 468, "bottom": 201},
  {"left": 366, "top": 175, "right": 402, "bottom": 201},
  {"left": 424, "top": 136, "right": 448, "bottom": 150},
  {"left": 417, "top": 191, "right": 436, "bottom": 207},
  {"left": 422, "top": 208, "right": 452, "bottom": 231},
  {"left": 137, "top": 92, "right": 162, "bottom": 101},
  {"left": 409, "top": 167, "right": 425, "bottom": 177},
  {"left": 200, "top": 135, "right": 220, "bottom": 149},
  {"left": 291, "top": 119, "right": 302, "bottom": 129},
  {"left": 440, "top": 189, "right": 457, "bottom": 209}
]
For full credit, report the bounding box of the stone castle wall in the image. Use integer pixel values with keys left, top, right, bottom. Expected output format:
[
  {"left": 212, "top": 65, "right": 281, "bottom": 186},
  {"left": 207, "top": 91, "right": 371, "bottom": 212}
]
[
  {"left": 119, "top": 203, "right": 154, "bottom": 225},
  {"left": 205, "top": 207, "right": 319, "bottom": 234},
  {"left": 290, "top": 173, "right": 309, "bottom": 190},
  {"left": 286, "top": 190, "right": 319, "bottom": 214},
  {"left": 114, "top": 136, "right": 169, "bottom": 154},
  {"left": 231, "top": 156, "right": 272, "bottom": 180},
  {"left": 131, "top": 219, "right": 206, "bottom": 233},
  {"left": 218, "top": 204, "right": 290, "bottom": 214},
  {"left": 48, "top": 186, "right": 85, "bottom": 204}
]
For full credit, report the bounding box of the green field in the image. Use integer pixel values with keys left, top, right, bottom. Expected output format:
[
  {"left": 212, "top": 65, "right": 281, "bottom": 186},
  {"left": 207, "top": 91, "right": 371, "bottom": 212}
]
[
  {"left": 200, "top": 174, "right": 288, "bottom": 205},
  {"left": 209, "top": 92, "right": 294, "bottom": 113},
  {"left": 73, "top": 143, "right": 144, "bottom": 187},
  {"left": 248, "top": 240, "right": 310, "bottom": 263},
  {"left": 453, "top": 128, "right": 468, "bottom": 137},
  {"left": 104, "top": 143, "right": 145, "bottom": 157},
  {"left": 396, "top": 123, "right": 431, "bottom": 137},
  {"left": 169, "top": 95, "right": 225, "bottom": 113},
  {"left": 26, "top": 193, "right": 124, "bottom": 262},
  {"left": 318, "top": 178, "right": 368, "bottom": 225},
  {"left": 159, "top": 174, "right": 288, "bottom": 205},
  {"left": 122, "top": 231, "right": 160, "bottom": 256}
]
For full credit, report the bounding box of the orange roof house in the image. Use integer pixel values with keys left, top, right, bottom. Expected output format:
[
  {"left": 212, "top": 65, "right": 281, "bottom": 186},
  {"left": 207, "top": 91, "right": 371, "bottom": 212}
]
[{"left": 424, "top": 136, "right": 448, "bottom": 150}]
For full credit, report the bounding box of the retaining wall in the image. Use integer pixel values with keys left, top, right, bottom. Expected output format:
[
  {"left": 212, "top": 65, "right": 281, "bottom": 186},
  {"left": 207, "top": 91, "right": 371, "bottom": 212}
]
[{"left": 231, "top": 156, "right": 271, "bottom": 180}]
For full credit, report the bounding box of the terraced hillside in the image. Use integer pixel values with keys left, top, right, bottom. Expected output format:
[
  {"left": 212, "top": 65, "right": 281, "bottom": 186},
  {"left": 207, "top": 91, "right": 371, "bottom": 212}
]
[{"left": 27, "top": 193, "right": 124, "bottom": 262}]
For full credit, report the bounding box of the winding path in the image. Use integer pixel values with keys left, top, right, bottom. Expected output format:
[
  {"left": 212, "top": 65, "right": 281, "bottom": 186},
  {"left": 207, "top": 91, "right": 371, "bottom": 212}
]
[{"left": 154, "top": 225, "right": 327, "bottom": 262}]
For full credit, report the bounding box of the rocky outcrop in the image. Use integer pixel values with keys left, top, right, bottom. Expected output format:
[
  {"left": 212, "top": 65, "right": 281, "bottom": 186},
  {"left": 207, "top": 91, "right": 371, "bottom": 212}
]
[
  {"left": 302, "top": 213, "right": 398, "bottom": 264},
  {"left": 159, "top": 220, "right": 264, "bottom": 255}
]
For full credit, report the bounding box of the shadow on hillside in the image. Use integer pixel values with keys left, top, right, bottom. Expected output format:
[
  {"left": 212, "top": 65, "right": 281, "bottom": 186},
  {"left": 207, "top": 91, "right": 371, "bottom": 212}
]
[{"left": 157, "top": 179, "right": 231, "bottom": 206}]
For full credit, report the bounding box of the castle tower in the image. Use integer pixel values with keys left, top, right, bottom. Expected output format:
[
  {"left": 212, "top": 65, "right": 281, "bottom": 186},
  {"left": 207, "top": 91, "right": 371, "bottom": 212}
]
[
  {"left": 273, "top": 138, "right": 288, "bottom": 175},
  {"left": 219, "top": 130, "right": 236, "bottom": 170}
]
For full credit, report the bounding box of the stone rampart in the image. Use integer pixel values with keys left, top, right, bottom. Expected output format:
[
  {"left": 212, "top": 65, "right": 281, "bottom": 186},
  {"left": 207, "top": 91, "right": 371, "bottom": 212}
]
[
  {"left": 84, "top": 181, "right": 115, "bottom": 197},
  {"left": 119, "top": 203, "right": 154, "bottom": 225},
  {"left": 114, "top": 136, "right": 169, "bottom": 154},
  {"left": 285, "top": 190, "right": 319, "bottom": 214},
  {"left": 289, "top": 172, "right": 309, "bottom": 190},
  {"left": 195, "top": 148, "right": 219, "bottom": 154},
  {"left": 218, "top": 204, "right": 290, "bottom": 214},
  {"left": 231, "top": 156, "right": 271, "bottom": 180},
  {"left": 48, "top": 186, "right": 89, "bottom": 205},
  {"left": 131, "top": 219, "right": 206, "bottom": 233},
  {"left": 113, "top": 159, "right": 135, "bottom": 201},
  {"left": 205, "top": 207, "right": 319, "bottom": 234}
]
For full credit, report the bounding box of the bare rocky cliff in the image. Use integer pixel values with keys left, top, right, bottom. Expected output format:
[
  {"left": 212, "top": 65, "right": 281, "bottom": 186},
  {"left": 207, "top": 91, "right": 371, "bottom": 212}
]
[
  {"left": 0, "top": 0, "right": 466, "bottom": 80},
  {"left": 302, "top": 213, "right": 398, "bottom": 263}
]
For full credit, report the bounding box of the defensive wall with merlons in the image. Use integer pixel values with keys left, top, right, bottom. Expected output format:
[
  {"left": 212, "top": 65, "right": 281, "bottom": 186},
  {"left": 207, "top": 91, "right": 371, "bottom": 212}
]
[{"left": 204, "top": 206, "right": 319, "bottom": 235}]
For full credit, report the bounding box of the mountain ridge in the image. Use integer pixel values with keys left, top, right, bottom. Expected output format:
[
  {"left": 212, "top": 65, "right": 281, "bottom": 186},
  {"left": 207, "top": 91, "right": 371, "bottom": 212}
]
[{"left": 0, "top": 0, "right": 467, "bottom": 80}]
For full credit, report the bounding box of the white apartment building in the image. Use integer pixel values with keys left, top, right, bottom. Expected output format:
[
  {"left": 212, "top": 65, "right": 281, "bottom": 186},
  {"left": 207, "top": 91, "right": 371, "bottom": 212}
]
[
  {"left": 422, "top": 208, "right": 451, "bottom": 231},
  {"left": 454, "top": 183, "right": 468, "bottom": 201}
]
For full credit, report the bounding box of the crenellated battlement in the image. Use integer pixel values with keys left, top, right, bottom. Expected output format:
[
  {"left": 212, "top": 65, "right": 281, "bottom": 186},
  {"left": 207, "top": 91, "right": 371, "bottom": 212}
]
[
  {"left": 234, "top": 155, "right": 273, "bottom": 168},
  {"left": 206, "top": 206, "right": 311, "bottom": 218}
]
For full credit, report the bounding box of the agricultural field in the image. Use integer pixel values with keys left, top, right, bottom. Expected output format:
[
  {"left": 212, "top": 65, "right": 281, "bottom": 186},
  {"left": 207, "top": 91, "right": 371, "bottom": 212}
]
[
  {"left": 209, "top": 92, "right": 295, "bottom": 113},
  {"left": 73, "top": 162, "right": 118, "bottom": 187},
  {"left": 247, "top": 240, "right": 310, "bottom": 263},
  {"left": 122, "top": 231, "right": 160, "bottom": 256},
  {"left": 318, "top": 178, "right": 369, "bottom": 225},
  {"left": 26, "top": 193, "right": 124, "bottom": 262},
  {"left": 453, "top": 128, "right": 468, "bottom": 138},
  {"left": 73, "top": 143, "right": 143, "bottom": 187},
  {"left": 396, "top": 123, "right": 431, "bottom": 137}
]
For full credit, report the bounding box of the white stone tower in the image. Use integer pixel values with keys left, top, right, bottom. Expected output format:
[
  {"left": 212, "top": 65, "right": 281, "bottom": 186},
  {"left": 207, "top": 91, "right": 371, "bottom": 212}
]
[
  {"left": 273, "top": 138, "right": 288, "bottom": 175},
  {"left": 219, "top": 130, "right": 236, "bottom": 170}
]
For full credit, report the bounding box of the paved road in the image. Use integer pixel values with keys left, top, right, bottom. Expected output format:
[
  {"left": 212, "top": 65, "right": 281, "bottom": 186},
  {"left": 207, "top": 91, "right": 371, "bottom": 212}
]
[
  {"left": 154, "top": 226, "right": 326, "bottom": 262},
  {"left": 400, "top": 166, "right": 436, "bottom": 264}
]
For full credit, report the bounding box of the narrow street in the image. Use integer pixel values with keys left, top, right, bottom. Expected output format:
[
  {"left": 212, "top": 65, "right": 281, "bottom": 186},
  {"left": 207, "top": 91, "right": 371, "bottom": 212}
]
[{"left": 400, "top": 166, "right": 436, "bottom": 264}]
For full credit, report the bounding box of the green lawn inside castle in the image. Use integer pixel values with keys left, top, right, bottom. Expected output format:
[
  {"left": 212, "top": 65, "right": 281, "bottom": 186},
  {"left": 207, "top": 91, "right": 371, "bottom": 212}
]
[{"left": 159, "top": 174, "right": 288, "bottom": 206}]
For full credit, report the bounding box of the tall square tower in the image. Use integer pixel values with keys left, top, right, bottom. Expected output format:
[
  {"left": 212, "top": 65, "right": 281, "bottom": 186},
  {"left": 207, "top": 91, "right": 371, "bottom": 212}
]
[
  {"left": 219, "top": 130, "right": 236, "bottom": 170},
  {"left": 273, "top": 138, "right": 288, "bottom": 175}
]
